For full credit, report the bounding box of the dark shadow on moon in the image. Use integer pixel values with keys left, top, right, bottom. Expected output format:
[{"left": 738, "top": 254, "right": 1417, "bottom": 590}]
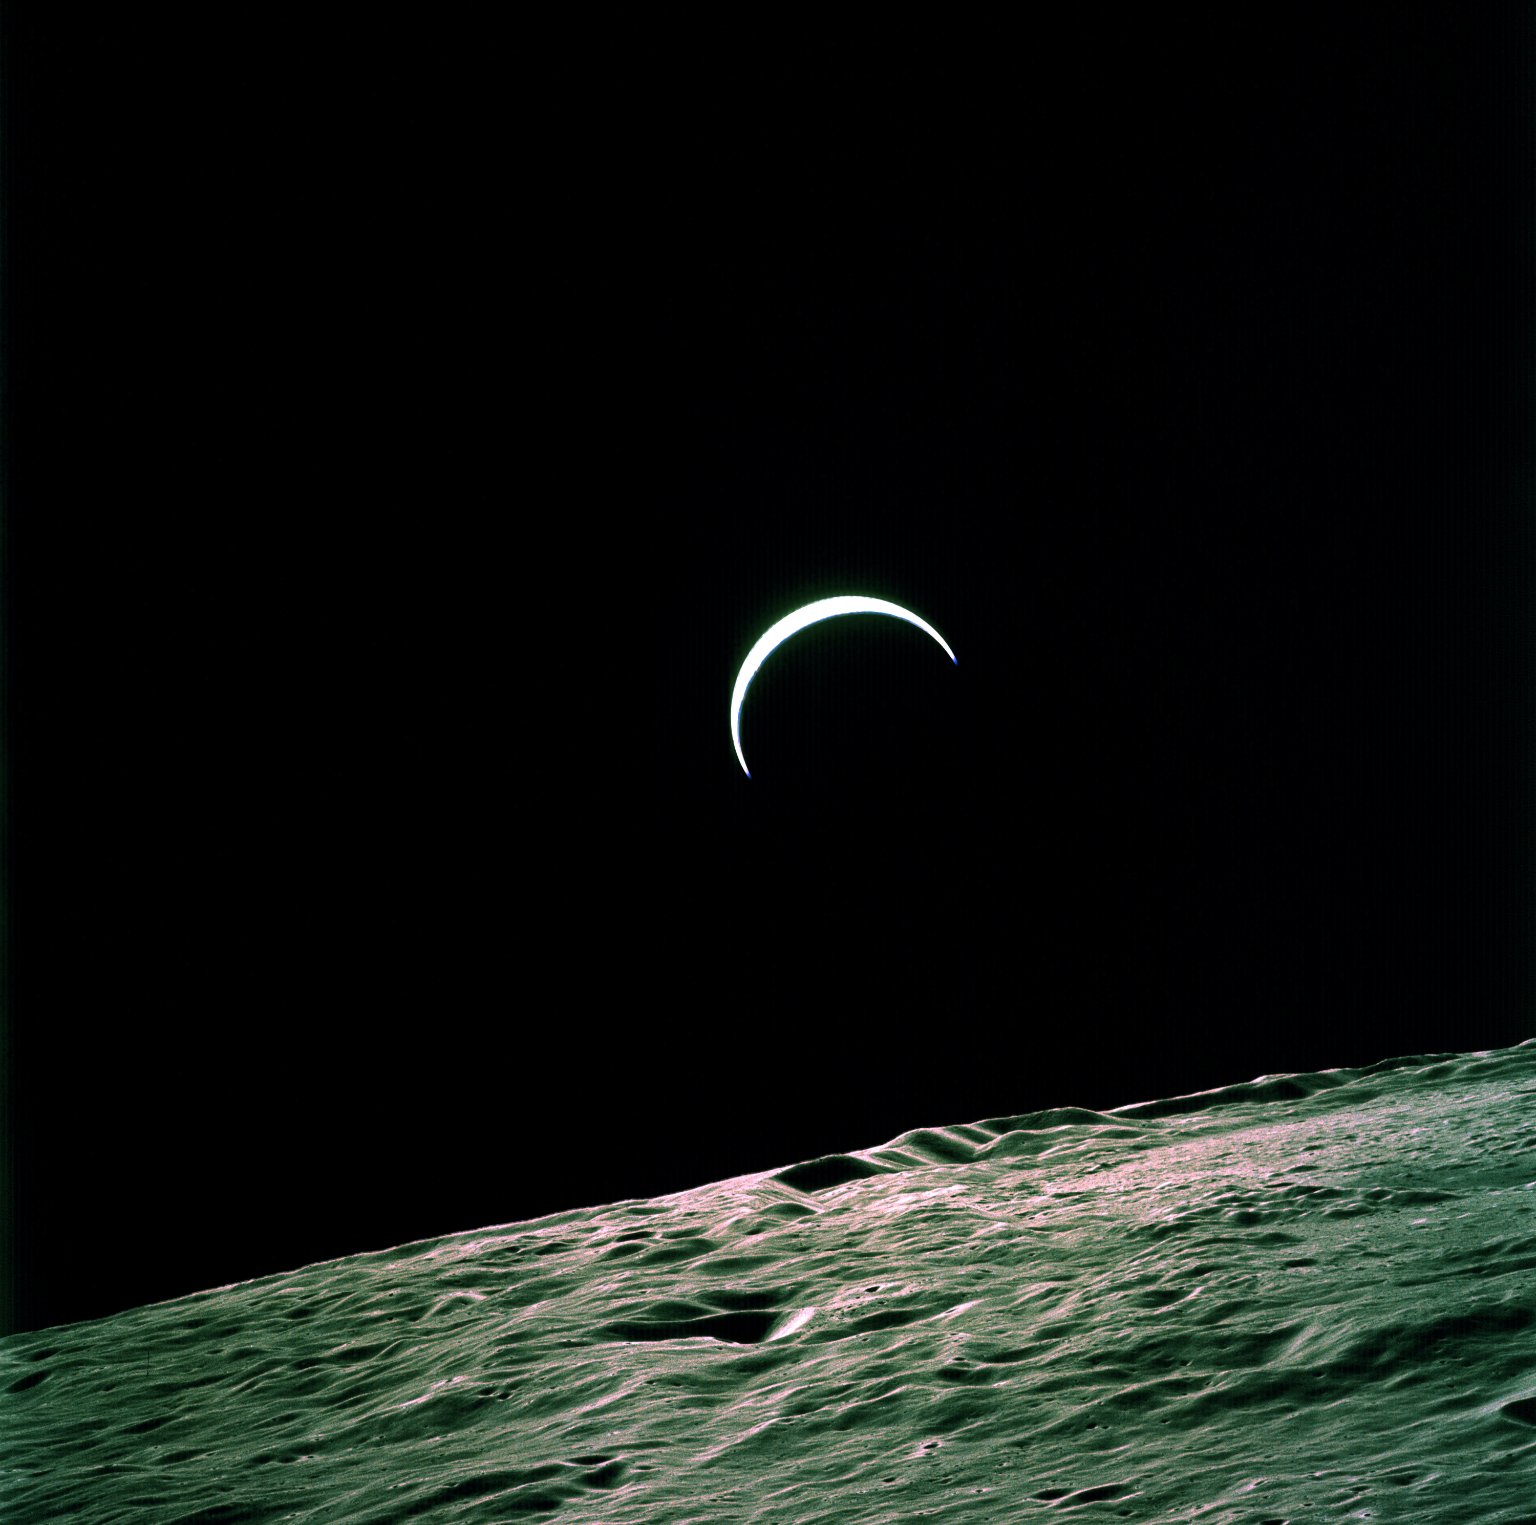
[{"left": 774, "top": 1154, "right": 889, "bottom": 1192}]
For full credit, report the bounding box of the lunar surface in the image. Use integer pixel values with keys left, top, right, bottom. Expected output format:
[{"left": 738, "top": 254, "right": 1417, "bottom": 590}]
[{"left": 6, "top": 1042, "right": 1536, "bottom": 1522}]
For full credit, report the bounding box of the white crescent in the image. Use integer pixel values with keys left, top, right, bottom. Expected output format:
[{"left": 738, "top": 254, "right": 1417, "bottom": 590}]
[{"left": 730, "top": 595, "right": 957, "bottom": 777}]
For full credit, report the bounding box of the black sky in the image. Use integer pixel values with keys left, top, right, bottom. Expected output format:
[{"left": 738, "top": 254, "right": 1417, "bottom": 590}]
[{"left": 7, "top": 14, "right": 1536, "bottom": 1332}]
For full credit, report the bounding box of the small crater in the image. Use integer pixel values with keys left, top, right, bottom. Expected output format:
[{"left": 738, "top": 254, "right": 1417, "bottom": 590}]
[
  {"left": 980, "top": 1346, "right": 1034, "bottom": 1365},
  {"left": 896, "top": 1128, "right": 978, "bottom": 1163},
  {"left": 1129, "top": 1287, "right": 1187, "bottom": 1310},
  {"left": 758, "top": 1201, "right": 818, "bottom": 1220},
  {"left": 704, "top": 1252, "right": 778, "bottom": 1272},
  {"left": 937, "top": 1362, "right": 996, "bottom": 1386},
  {"left": 1500, "top": 1394, "right": 1536, "bottom": 1426},
  {"left": 635, "top": 1238, "right": 714, "bottom": 1267},
  {"left": 1035, "top": 1480, "right": 1136, "bottom": 1506},
  {"left": 603, "top": 1310, "right": 780, "bottom": 1344},
  {"left": 847, "top": 1305, "right": 927, "bottom": 1334},
  {"left": 774, "top": 1154, "right": 886, "bottom": 1192},
  {"left": 583, "top": 1459, "right": 629, "bottom": 1489}
]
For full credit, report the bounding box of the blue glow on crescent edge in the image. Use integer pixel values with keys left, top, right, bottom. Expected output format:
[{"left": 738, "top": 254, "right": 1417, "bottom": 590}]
[{"left": 730, "top": 595, "right": 958, "bottom": 777}]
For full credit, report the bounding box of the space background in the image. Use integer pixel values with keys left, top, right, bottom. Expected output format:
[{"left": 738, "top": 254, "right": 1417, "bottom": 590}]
[{"left": 5, "top": 11, "right": 1535, "bottom": 1339}]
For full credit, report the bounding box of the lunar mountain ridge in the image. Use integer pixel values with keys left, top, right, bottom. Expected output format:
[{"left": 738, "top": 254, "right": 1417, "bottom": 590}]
[{"left": 5, "top": 1040, "right": 1536, "bottom": 1522}]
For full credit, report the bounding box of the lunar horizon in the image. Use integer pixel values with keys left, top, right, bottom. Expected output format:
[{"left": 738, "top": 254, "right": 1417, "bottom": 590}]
[{"left": 5, "top": 1040, "right": 1534, "bottom": 1521}]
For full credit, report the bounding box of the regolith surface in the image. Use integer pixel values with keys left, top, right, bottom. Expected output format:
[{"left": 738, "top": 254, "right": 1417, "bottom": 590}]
[{"left": 6, "top": 1042, "right": 1536, "bottom": 1522}]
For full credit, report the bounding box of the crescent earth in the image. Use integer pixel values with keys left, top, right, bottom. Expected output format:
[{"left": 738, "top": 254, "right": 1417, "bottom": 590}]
[{"left": 730, "top": 596, "right": 957, "bottom": 776}]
